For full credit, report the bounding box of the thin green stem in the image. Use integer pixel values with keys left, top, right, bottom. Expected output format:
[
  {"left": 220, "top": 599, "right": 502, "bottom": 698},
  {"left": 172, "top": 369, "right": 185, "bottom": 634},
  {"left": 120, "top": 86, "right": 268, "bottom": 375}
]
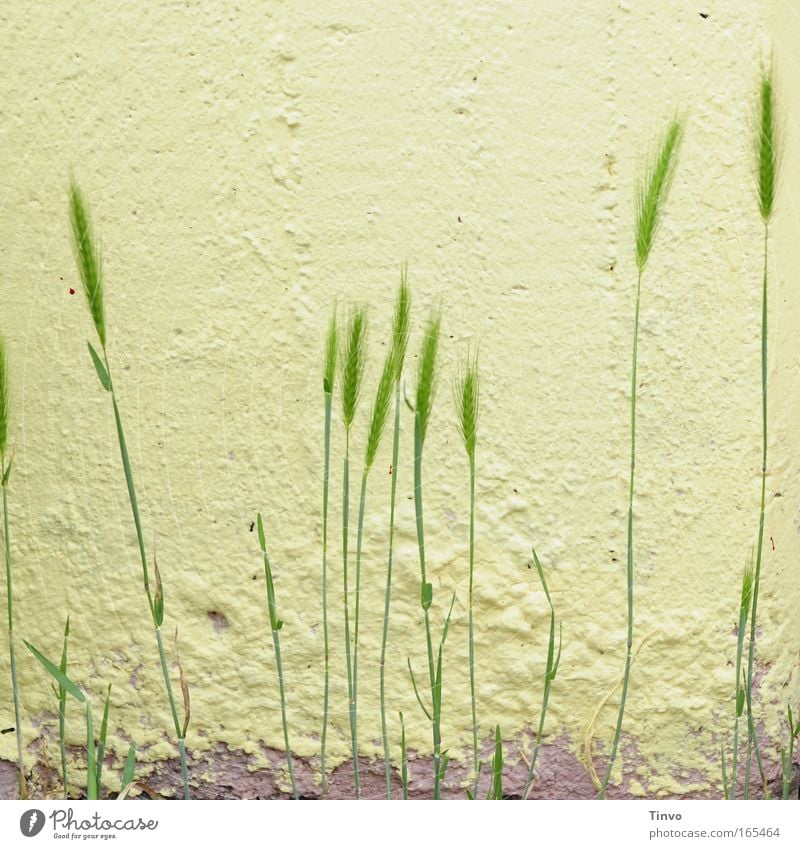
[
  {"left": 599, "top": 267, "right": 642, "bottom": 799},
  {"left": 414, "top": 419, "right": 440, "bottom": 798},
  {"left": 155, "top": 627, "right": 189, "bottom": 798},
  {"left": 257, "top": 515, "right": 297, "bottom": 799},
  {"left": 351, "top": 470, "right": 369, "bottom": 799},
  {"left": 730, "top": 610, "right": 749, "bottom": 798},
  {"left": 110, "top": 389, "right": 153, "bottom": 619},
  {"left": 399, "top": 711, "right": 409, "bottom": 800},
  {"left": 467, "top": 452, "right": 478, "bottom": 797},
  {"left": 380, "top": 387, "right": 402, "bottom": 798},
  {"left": 108, "top": 367, "right": 189, "bottom": 799},
  {"left": 342, "top": 429, "right": 360, "bottom": 798},
  {"left": 523, "top": 551, "right": 561, "bottom": 799},
  {"left": 320, "top": 391, "right": 333, "bottom": 796},
  {"left": 2, "top": 464, "right": 26, "bottom": 799},
  {"left": 744, "top": 224, "right": 769, "bottom": 799},
  {"left": 58, "top": 616, "right": 70, "bottom": 798},
  {"left": 272, "top": 626, "right": 297, "bottom": 798}
]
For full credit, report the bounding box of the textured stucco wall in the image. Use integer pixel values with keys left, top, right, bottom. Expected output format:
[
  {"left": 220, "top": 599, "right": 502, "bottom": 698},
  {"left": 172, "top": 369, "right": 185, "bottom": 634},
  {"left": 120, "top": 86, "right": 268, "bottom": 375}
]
[{"left": 0, "top": 0, "right": 798, "bottom": 798}]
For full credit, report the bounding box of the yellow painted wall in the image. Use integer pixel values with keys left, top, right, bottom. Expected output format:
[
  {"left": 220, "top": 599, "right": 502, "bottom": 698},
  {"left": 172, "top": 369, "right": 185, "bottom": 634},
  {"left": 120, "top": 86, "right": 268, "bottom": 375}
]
[{"left": 0, "top": 0, "right": 798, "bottom": 797}]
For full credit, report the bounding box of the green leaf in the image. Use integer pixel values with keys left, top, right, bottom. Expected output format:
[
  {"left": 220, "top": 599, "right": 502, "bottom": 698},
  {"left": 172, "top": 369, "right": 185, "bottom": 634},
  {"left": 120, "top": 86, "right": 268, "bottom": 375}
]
[
  {"left": 487, "top": 725, "right": 503, "bottom": 800},
  {"left": 256, "top": 513, "right": 267, "bottom": 552},
  {"left": 96, "top": 684, "right": 112, "bottom": 790},
  {"left": 121, "top": 741, "right": 137, "bottom": 790},
  {"left": 153, "top": 558, "right": 164, "bottom": 627},
  {"left": 406, "top": 658, "right": 431, "bottom": 722},
  {"left": 86, "top": 702, "right": 97, "bottom": 800},
  {"left": 87, "top": 342, "right": 111, "bottom": 391},
  {"left": 25, "top": 640, "right": 86, "bottom": 703},
  {"left": 440, "top": 592, "right": 456, "bottom": 645}
]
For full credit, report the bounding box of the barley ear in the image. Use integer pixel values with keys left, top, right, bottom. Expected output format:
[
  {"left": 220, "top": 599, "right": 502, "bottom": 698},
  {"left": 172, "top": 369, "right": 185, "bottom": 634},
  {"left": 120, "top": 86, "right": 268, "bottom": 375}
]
[
  {"left": 415, "top": 313, "right": 441, "bottom": 446},
  {"left": 365, "top": 349, "right": 395, "bottom": 471},
  {"left": 69, "top": 180, "right": 107, "bottom": 349},
  {"left": 635, "top": 119, "right": 682, "bottom": 271},
  {"left": 340, "top": 308, "right": 368, "bottom": 431},
  {"left": 324, "top": 307, "right": 338, "bottom": 395},
  {"left": 391, "top": 265, "right": 412, "bottom": 382},
  {"left": 455, "top": 352, "right": 479, "bottom": 460},
  {"left": 755, "top": 68, "right": 778, "bottom": 223}
]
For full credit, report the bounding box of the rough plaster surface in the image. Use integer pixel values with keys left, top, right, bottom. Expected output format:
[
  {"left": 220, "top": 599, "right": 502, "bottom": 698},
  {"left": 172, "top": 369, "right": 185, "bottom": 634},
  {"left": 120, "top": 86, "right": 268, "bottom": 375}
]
[{"left": 0, "top": 1, "right": 799, "bottom": 799}]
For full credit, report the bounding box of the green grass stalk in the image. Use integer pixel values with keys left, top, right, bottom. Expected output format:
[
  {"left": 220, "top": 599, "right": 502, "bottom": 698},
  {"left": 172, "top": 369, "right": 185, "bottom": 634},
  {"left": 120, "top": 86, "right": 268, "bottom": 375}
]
[
  {"left": 351, "top": 304, "right": 402, "bottom": 800},
  {"left": 780, "top": 706, "right": 799, "bottom": 800},
  {"left": 377, "top": 271, "right": 411, "bottom": 798},
  {"left": 523, "top": 549, "right": 562, "bottom": 799},
  {"left": 744, "top": 67, "right": 778, "bottom": 800},
  {"left": 339, "top": 308, "right": 367, "bottom": 798},
  {"left": 58, "top": 615, "right": 70, "bottom": 796},
  {"left": 599, "top": 120, "right": 681, "bottom": 799},
  {"left": 0, "top": 335, "right": 26, "bottom": 800},
  {"left": 320, "top": 308, "right": 337, "bottom": 796},
  {"left": 256, "top": 513, "right": 298, "bottom": 798},
  {"left": 25, "top": 639, "right": 102, "bottom": 799},
  {"left": 487, "top": 725, "right": 503, "bottom": 800},
  {"left": 728, "top": 558, "right": 754, "bottom": 798},
  {"left": 69, "top": 181, "right": 190, "bottom": 799},
  {"left": 410, "top": 314, "right": 447, "bottom": 798},
  {"left": 455, "top": 352, "right": 480, "bottom": 796},
  {"left": 399, "top": 711, "right": 409, "bottom": 799}
]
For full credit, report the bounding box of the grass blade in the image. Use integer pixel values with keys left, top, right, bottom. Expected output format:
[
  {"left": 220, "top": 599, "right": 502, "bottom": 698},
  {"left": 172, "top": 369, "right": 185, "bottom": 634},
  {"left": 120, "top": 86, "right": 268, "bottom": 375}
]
[
  {"left": 455, "top": 352, "right": 480, "bottom": 793},
  {"left": 58, "top": 615, "right": 70, "bottom": 796},
  {"left": 95, "top": 684, "right": 112, "bottom": 792},
  {"left": 339, "top": 307, "right": 368, "bottom": 798},
  {"left": 69, "top": 182, "right": 190, "bottom": 799},
  {"left": 487, "top": 725, "right": 503, "bottom": 800},
  {"left": 380, "top": 269, "right": 412, "bottom": 797},
  {"left": 86, "top": 702, "right": 97, "bottom": 801},
  {"left": 320, "top": 308, "right": 337, "bottom": 796},
  {"left": 87, "top": 342, "right": 111, "bottom": 392},
  {"left": 600, "top": 118, "right": 681, "bottom": 799},
  {"left": 25, "top": 640, "right": 86, "bottom": 703},
  {"left": 744, "top": 65, "right": 780, "bottom": 801},
  {"left": 1, "top": 336, "right": 26, "bottom": 799},
  {"left": 257, "top": 513, "right": 297, "bottom": 798},
  {"left": 399, "top": 711, "right": 409, "bottom": 800},
  {"left": 524, "top": 549, "right": 562, "bottom": 798},
  {"left": 121, "top": 741, "right": 137, "bottom": 793}
]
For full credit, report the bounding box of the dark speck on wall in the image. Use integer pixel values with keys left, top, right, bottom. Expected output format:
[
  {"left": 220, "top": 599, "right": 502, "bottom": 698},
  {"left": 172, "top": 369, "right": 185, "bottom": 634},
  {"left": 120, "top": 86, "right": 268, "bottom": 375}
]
[{"left": 699, "top": 12, "right": 709, "bottom": 18}]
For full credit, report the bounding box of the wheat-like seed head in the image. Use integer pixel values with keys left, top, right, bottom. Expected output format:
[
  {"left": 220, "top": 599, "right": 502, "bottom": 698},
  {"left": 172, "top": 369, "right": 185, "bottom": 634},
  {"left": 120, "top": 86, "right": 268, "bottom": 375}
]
[
  {"left": 324, "top": 307, "right": 338, "bottom": 395},
  {"left": 340, "top": 308, "right": 368, "bottom": 430},
  {"left": 69, "top": 180, "right": 107, "bottom": 349},
  {"left": 365, "top": 348, "right": 395, "bottom": 470},
  {"left": 391, "top": 265, "right": 412, "bottom": 383},
  {"left": 0, "top": 334, "right": 8, "bottom": 457},
  {"left": 455, "top": 352, "right": 479, "bottom": 460},
  {"left": 415, "top": 313, "right": 441, "bottom": 446},
  {"left": 635, "top": 119, "right": 682, "bottom": 272},
  {"left": 755, "top": 68, "right": 778, "bottom": 223}
]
